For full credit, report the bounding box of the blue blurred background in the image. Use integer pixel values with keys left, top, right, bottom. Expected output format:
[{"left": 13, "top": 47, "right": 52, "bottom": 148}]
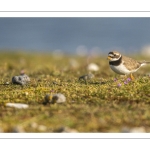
[{"left": 1, "top": 17, "right": 150, "bottom": 55}]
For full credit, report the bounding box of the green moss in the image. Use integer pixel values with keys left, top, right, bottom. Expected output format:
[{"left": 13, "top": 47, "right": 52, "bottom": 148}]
[{"left": 0, "top": 51, "right": 150, "bottom": 132}]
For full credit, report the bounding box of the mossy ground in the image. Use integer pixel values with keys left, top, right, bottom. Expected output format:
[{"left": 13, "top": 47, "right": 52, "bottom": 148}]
[{"left": 0, "top": 51, "right": 150, "bottom": 132}]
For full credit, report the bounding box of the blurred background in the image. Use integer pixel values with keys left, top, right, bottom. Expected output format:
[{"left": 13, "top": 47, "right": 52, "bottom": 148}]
[{"left": 1, "top": 17, "right": 150, "bottom": 56}]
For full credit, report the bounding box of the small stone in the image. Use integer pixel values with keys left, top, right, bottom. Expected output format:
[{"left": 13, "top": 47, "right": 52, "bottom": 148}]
[
  {"left": 38, "top": 125, "right": 47, "bottom": 131},
  {"left": 6, "top": 103, "right": 29, "bottom": 109},
  {"left": 121, "top": 126, "right": 146, "bottom": 133},
  {"left": 44, "top": 93, "right": 66, "bottom": 104},
  {"left": 4, "top": 82, "right": 9, "bottom": 85},
  {"left": 130, "top": 127, "right": 146, "bottom": 133},
  {"left": 79, "top": 73, "right": 94, "bottom": 83},
  {"left": 12, "top": 74, "right": 30, "bottom": 85},
  {"left": 30, "top": 122, "right": 47, "bottom": 131},
  {"left": 51, "top": 93, "right": 66, "bottom": 104},
  {"left": 12, "top": 126, "right": 25, "bottom": 133},
  {"left": 121, "top": 127, "right": 130, "bottom": 133},
  {"left": 87, "top": 63, "right": 99, "bottom": 71},
  {"left": 54, "top": 126, "right": 78, "bottom": 133},
  {"left": 24, "top": 92, "right": 29, "bottom": 96},
  {"left": 31, "top": 122, "right": 38, "bottom": 129}
]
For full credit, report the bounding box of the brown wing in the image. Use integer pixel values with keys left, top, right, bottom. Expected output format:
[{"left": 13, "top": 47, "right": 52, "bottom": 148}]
[{"left": 122, "top": 55, "right": 141, "bottom": 71}]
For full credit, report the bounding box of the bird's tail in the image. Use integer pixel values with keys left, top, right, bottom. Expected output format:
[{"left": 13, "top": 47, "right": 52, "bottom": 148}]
[{"left": 140, "top": 61, "right": 150, "bottom": 66}]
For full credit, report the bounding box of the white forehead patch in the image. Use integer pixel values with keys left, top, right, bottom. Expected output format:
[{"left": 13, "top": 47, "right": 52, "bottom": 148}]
[{"left": 108, "top": 54, "right": 114, "bottom": 57}]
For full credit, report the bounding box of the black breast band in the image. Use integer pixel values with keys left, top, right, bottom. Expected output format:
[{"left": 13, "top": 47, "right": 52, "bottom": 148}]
[{"left": 109, "top": 56, "right": 122, "bottom": 66}]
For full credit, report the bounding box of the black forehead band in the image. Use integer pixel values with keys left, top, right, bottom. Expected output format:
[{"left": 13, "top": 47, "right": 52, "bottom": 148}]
[
  {"left": 109, "top": 52, "right": 120, "bottom": 56},
  {"left": 108, "top": 52, "right": 114, "bottom": 55}
]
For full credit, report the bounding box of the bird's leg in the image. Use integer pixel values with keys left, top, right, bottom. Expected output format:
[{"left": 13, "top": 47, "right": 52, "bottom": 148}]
[{"left": 130, "top": 73, "right": 134, "bottom": 80}]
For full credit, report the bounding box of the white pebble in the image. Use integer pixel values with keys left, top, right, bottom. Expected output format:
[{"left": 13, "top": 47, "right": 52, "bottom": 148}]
[
  {"left": 6, "top": 103, "right": 29, "bottom": 109},
  {"left": 24, "top": 92, "right": 29, "bottom": 96},
  {"left": 87, "top": 63, "right": 99, "bottom": 71},
  {"left": 130, "top": 127, "right": 146, "bottom": 133},
  {"left": 121, "top": 126, "right": 146, "bottom": 133},
  {"left": 38, "top": 125, "right": 47, "bottom": 131},
  {"left": 51, "top": 93, "right": 66, "bottom": 104}
]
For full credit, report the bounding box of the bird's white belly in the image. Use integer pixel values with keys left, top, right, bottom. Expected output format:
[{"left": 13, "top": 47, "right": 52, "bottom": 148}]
[{"left": 110, "top": 64, "right": 138, "bottom": 75}]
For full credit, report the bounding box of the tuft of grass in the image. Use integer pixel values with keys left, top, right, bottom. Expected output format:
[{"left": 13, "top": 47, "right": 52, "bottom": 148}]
[{"left": 0, "top": 51, "right": 150, "bottom": 132}]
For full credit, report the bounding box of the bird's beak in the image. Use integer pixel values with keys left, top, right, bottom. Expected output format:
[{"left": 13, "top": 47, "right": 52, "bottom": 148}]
[{"left": 107, "top": 56, "right": 111, "bottom": 60}]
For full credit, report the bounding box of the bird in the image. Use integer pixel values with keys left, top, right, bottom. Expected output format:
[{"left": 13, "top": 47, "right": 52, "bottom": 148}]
[{"left": 107, "top": 51, "right": 150, "bottom": 80}]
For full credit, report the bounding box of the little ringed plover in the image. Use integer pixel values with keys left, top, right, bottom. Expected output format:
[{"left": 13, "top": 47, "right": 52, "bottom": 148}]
[{"left": 107, "top": 51, "right": 150, "bottom": 80}]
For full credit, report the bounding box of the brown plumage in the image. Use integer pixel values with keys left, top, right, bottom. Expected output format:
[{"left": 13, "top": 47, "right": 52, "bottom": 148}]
[
  {"left": 107, "top": 51, "right": 150, "bottom": 80},
  {"left": 122, "top": 55, "right": 141, "bottom": 71}
]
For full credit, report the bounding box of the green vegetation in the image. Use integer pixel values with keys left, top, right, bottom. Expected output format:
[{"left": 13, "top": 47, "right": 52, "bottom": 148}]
[{"left": 0, "top": 51, "right": 150, "bottom": 132}]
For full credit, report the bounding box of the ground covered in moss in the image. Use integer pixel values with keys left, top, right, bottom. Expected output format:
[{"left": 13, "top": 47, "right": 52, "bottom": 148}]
[{"left": 0, "top": 51, "right": 150, "bottom": 133}]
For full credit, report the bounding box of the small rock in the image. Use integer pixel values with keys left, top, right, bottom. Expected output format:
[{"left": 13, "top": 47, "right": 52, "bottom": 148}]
[
  {"left": 30, "top": 122, "right": 47, "bottom": 131},
  {"left": 30, "top": 122, "right": 38, "bottom": 129},
  {"left": 24, "top": 92, "right": 29, "bottom": 96},
  {"left": 79, "top": 73, "right": 94, "bottom": 83},
  {"left": 121, "top": 126, "right": 146, "bottom": 133},
  {"left": 12, "top": 126, "right": 25, "bottom": 133},
  {"left": 87, "top": 63, "right": 99, "bottom": 71},
  {"left": 4, "top": 81, "right": 9, "bottom": 85},
  {"left": 54, "top": 126, "right": 78, "bottom": 133},
  {"left": 44, "top": 93, "right": 66, "bottom": 104},
  {"left": 38, "top": 125, "right": 47, "bottom": 132},
  {"left": 121, "top": 127, "right": 130, "bottom": 133},
  {"left": 12, "top": 74, "right": 30, "bottom": 85},
  {"left": 130, "top": 127, "right": 146, "bottom": 133},
  {"left": 6, "top": 103, "right": 29, "bottom": 109},
  {"left": 51, "top": 93, "right": 66, "bottom": 104},
  {"left": 79, "top": 73, "right": 94, "bottom": 80}
]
